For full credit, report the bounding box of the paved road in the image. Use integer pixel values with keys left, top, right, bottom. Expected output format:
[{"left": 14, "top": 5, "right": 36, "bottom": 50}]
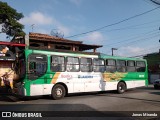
[{"left": 0, "top": 85, "right": 160, "bottom": 119}]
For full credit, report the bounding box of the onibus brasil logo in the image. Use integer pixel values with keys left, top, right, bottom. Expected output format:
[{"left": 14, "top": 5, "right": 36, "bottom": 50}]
[{"left": 1, "top": 112, "right": 42, "bottom": 118}]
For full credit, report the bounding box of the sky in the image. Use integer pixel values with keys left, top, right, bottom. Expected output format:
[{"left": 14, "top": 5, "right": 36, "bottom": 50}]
[{"left": 1, "top": 0, "right": 160, "bottom": 57}]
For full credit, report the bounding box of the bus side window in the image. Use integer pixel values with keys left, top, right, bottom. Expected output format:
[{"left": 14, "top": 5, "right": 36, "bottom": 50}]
[
  {"left": 80, "top": 58, "right": 92, "bottom": 72},
  {"left": 116, "top": 60, "right": 126, "bottom": 72},
  {"left": 67, "top": 57, "right": 79, "bottom": 72},
  {"left": 136, "top": 61, "right": 146, "bottom": 72},
  {"left": 28, "top": 61, "right": 47, "bottom": 74},
  {"left": 127, "top": 61, "right": 136, "bottom": 72},
  {"left": 51, "top": 56, "right": 65, "bottom": 72},
  {"left": 106, "top": 59, "right": 116, "bottom": 73},
  {"left": 93, "top": 58, "right": 105, "bottom": 72}
]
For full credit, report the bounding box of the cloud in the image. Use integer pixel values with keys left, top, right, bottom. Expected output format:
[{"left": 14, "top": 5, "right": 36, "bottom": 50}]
[
  {"left": 85, "top": 32, "right": 104, "bottom": 42},
  {"left": 20, "top": 11, "right": 71, "bottom": 36},
  {"left": 19, "top": 12, "right": 53, "bottom": 25},
  {"left": 122, "top": 46, "right": 143, "bottom": 54},
  {"left": 57, "top": 25, "right": 70, "bottom": 36},
  {"left": 53, "top": 21, "right": 70, "bottom": 36},
  {"left": 118, "top": 46, "right": 144, "bottom": 57},
  {"left": 76, "top": 32, "right": 105, "bottom": 45}
]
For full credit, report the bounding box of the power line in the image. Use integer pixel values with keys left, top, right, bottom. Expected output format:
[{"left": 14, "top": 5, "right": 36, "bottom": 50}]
[
  {"left": 66, "top": 6, "right": 160, "bottom": 38},
  {"left": 103, "top": 29, "right": 158, "bottom": 46},
  {"left": 100, "top": 19, "right": 160, "bottom": 33},
  {"left": 109, "top": 34, "right": 159, "bottom": 55},
  {"left": 104, "top": 33, "right": 159, "bottom": 54},
  {"left": 128, "top": 45, "right": 160, "bottom": 58},
  {"left": 140, "top": 45, "right": 160, "bottom": 53},
  {"left": 102, "top": 29, "right": 158, "bottom": 47},
  {"left": 100, "top": 21, "right": 160, "bottom": 47},
  {"left": 150, "top": 0, "right": 160, "bottom": 5},
  {"left": 117, "top": 33, "right": 159, "bottom": 49}
]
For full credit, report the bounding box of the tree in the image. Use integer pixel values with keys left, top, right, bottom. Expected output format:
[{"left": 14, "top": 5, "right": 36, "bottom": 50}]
[{"left": 0, "top": 1, "right": 25, "bottom": 37}]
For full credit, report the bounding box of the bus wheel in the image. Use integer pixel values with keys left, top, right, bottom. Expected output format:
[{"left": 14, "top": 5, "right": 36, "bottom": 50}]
[
  {"left": 51, "top": 84, "right": 65, "bottom": 100},
  {"left": 117, "top": 82, "right": 126, "bottom": 94}
]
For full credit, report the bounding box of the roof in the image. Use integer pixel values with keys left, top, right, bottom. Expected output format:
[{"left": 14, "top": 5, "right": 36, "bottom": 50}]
[
  {"left": 78, "top": 43, "right": 102, "bottom": 51},
  {"left": 29, "top": 32, "right": 102, "bottom": 51},
  {"left": 29, "top": 32, "right": 82, "bottom": 44}
]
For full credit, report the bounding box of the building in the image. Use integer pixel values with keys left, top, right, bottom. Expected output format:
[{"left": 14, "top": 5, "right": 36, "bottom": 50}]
[
  {"left": 12, "top": 32, "right": 102, "bottom": 53},
  {"left": 144, "top": 52, "right": 160, "bottom": 73}
]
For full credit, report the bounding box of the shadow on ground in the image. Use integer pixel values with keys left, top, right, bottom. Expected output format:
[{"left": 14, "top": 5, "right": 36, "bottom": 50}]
[{"left": 0, "top": 86, "right": 157, "bottom": 102}]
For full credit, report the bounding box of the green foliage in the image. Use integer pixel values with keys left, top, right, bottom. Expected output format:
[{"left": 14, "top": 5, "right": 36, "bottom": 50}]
[{"left": 0, "top": 1, "right": 25, "bottom": 37}]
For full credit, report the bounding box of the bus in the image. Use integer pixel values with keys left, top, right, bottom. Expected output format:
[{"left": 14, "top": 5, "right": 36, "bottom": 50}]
[{"left": 10, "top": 48, "right": 148, "bottom": 100}]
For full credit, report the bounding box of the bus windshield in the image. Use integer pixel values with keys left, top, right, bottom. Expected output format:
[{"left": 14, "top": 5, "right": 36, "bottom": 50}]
[{"left": 28, "top": 54, "right": 47, "bottom": 80}]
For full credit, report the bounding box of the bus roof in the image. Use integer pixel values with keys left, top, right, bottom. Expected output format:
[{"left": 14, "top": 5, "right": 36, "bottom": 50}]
[
  {"left": 25, "top": 48, "right": 146, "bottom": 61},
  {"left": 25, "top": 48, "right": 99, "bottom": 58},
  {"left": 28, "top": 47, "right": 100, "bottom": 55},
  {"left": 99, "top": 53, "right": 146, "bottom": 61}
]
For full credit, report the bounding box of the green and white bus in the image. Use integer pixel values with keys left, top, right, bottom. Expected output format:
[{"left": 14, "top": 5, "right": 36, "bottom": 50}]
[{"left": 14, "top": 49, "right": 148, "bottom": 100}]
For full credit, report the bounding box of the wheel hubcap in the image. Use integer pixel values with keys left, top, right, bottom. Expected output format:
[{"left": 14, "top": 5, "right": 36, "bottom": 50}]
[
  {"left": 119, "top": 85, "right": 124, "bottom": 91},
  {"left": 119, "top": 86, "right": 122, "bottom": 90},
  {"left": 56, "top": 88, "right": 62, "bottom": 96}
]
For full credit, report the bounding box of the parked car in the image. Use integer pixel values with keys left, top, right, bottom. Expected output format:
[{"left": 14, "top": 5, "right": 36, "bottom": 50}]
[{"left": 153, "top": 79, "right": 160, "bottom": 89}]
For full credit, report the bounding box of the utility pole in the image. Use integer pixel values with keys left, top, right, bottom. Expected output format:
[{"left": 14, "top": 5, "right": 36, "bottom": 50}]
[{"left": 111, "top": 48, "right": 117, "bottom": 56}]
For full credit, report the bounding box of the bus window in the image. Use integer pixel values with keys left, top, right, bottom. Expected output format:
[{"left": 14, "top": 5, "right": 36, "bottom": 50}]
[
  {"left": 51, "top": 56, "right": 65, "bottom": 72},
  {"left": 29, "top": 61, "right": 36, "bottom": 73},
  {"left": 136, "top": 61, "right": 146, "bottom": 72},
  {"left": 28, "top": 62, "right": 47, "bottom": 77},
  {"left": 28, "top": 54, "right": 47, "bottom": 80},
  {"left": 80, "top": 58, "right": 92, "bottom": 72},
  {"left": 67, "top": 57, "right": 79, "bottom": 72},
  {"left": 127, "top": 61, "right": 136, "bottom": 72},
  {"left": 93, "top": 58, "right": 105, "bottom": 72},
  {"left": 106, "top": 59, "right": 116, "bottom": 73},
  {"left": 116, "top": 60, "right": 126, "bottom": 72},
  {"left": 36, "top": 62, "right": 47, "bottom": 74}
]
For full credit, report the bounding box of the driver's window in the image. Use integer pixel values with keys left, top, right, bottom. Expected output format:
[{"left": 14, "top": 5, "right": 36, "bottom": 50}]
[
  {"left": 29, "top": 62, "right": 36, "bottom": 73},
  {"left": 36, "top": 62, "right": 47, "bottom": 74},
  {"left": 28, "top": 54, "right": 47, "bottom": 80}
]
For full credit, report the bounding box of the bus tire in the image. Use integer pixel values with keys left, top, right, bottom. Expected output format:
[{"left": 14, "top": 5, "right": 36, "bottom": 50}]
[
  {"left": 117, "top": 82, "right": 126, "bottom": 94},
  {"left": 51, "top": 84, "right": 66, "bottom": 100}
]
